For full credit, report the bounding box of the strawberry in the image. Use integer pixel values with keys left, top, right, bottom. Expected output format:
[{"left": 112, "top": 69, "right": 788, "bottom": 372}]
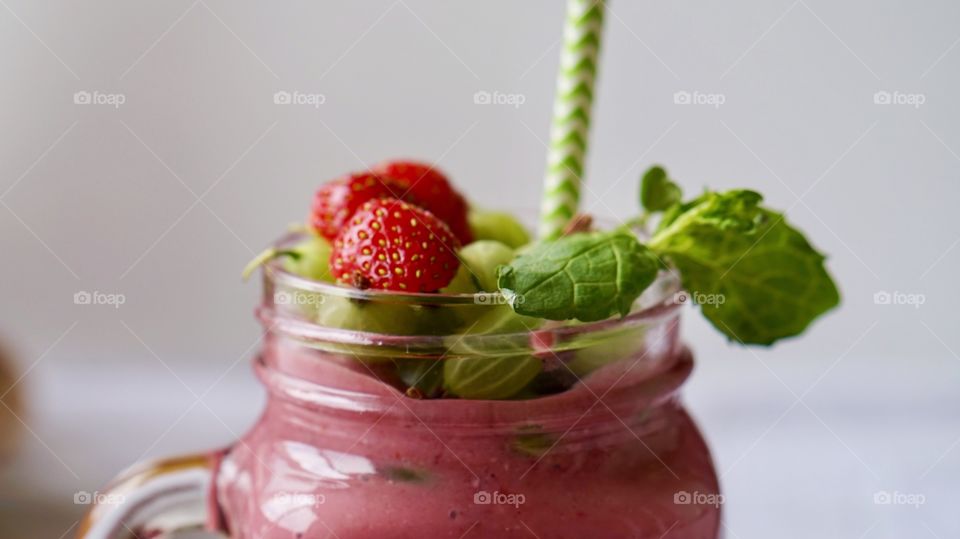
[
  {"left": 331, "top": 198, "right": 461, "bottom": 292},
  {"left": 372, "top": 160, "right": 473, "bottom": 244},
  {"left": 310, "top": 172, "right": 400, "bottom": 240}
]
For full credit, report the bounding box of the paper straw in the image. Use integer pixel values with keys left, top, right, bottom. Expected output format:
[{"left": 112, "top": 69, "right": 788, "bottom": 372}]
[{"left": 538, "top": 0, "right": 605, "bottom": 239}]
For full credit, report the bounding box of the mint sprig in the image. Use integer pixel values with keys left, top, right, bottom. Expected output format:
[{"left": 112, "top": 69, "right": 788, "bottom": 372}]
[
  {"left": 497, "top": 166, "right": 840, "bottom": 346},
  {"left": 497, "top": 231, "right": 660, "bottom": 323},
  {"left": 649, "top": 189, "right": 839, "bottom": 345},
  {"left": 640, "top": 165, "right": 682, "bottom": 213}
]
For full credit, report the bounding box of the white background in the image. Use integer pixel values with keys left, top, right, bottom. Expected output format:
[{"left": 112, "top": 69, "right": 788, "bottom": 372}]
[{"left": 1, "top": 1, "right": 958, "bottom": 537}]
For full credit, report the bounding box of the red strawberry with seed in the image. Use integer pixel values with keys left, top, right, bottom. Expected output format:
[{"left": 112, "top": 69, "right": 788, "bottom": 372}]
[
  {"left": 310, "top": 172, "right": 400, "bottom": 240},
  {"left": 331, "top": 198, "right": 461, "bottom": 292},
  {"left": 372, "top": 160, "right": 473, "bottom": 244}
]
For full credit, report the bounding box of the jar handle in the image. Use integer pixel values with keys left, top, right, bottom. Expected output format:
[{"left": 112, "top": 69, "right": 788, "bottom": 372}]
[{"left": 77, "top": 451, "right": 227, "bottom": 538}]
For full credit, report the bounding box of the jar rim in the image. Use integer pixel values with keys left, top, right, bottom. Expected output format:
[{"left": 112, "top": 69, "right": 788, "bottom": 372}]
[{"left": 265, "top": 231, "right": 683, "bottom": 307}]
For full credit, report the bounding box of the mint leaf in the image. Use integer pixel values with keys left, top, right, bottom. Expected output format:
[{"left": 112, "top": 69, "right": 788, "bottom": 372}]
[
  {"left": 655, "top": 193, "right": 709, "bottom": 233},
  {"left": 640, "top": 166, "right": 682, "bottom": 213},
  {"left": 649, "top": 190, "right": 840, "bottom": 345},
  {"left": 497, "top": 231, "right": 660, "bottom": 322}
]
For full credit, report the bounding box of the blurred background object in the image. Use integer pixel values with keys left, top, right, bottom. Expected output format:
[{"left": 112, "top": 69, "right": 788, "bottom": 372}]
[
  {"left": 1, "top": 0, "right": 958, "bottom": 537},
  {"left": 0, "top": 339, "right": 79, "bottom": 539},
  {"left": 0, "top": 338, "right": 22, "bottom": 461}
]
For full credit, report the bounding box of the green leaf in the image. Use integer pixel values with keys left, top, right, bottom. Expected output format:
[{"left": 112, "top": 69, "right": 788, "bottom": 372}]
[
  {"left": 497, "top": 231, "right": 660, "bottom": 322},
  {"left": 649, "top": 189, "right": 840, "bottom": 345},
  {"left": 655, "top": 192, "right": 709, "bottom": 234},
  {"left": 640, "top": 165, "right": 682, "bottom": 213}
]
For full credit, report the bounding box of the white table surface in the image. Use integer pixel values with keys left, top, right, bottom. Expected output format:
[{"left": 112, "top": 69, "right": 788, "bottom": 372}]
[{"left": 1, "top": 351, "right": 957, "bottom": 539}]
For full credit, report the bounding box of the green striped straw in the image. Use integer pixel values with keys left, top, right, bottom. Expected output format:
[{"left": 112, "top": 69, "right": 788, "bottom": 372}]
[{"left": 539, "top": 0, "right": 605, "bottom": 239}]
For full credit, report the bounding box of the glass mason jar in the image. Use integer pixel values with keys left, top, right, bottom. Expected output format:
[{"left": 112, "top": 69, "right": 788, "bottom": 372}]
[{"left": 79, "top": 233, "right": 721, "bottom": 539}]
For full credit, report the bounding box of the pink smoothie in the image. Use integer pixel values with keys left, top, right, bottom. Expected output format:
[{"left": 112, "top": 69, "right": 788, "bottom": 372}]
[{"left": 213, "top": 332, "right": 721, "bottom": 538}]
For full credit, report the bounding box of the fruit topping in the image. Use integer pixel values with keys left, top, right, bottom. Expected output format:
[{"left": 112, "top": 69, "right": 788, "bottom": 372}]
[
  {"left": 373, "top": 160, "right": 473, "bottom": 244},
  {"left": 330, "top": 198, "right": 462, "bottom": 292},
  {"left": 467, "top": 209, "right": 530, "bottom": 248},
  {"left": 310, "top": 172, "right": 398, "bottom": 240}
]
